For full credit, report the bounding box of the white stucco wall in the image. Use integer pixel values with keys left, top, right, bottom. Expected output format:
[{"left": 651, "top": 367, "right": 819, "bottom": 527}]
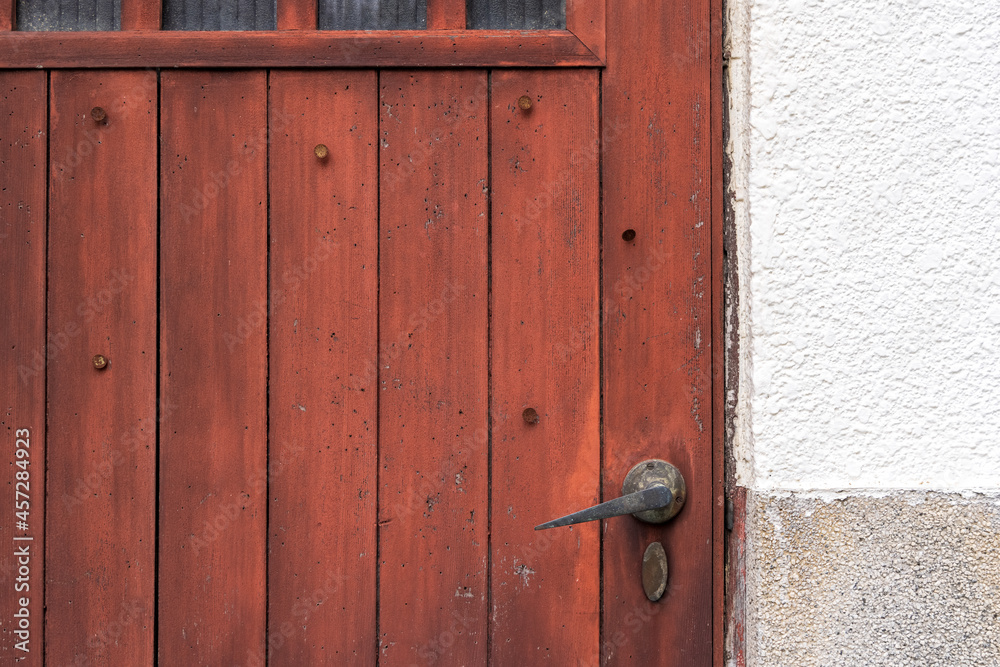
[
  {"left": 728, "top": 2, "right": 1000, "bottom": 663},
  {"left": 732, "top": 0, "right": 1000, "bottom": 491}
]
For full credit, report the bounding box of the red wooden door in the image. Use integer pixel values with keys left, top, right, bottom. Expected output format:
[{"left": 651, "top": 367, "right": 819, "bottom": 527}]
[{"left": 0, "top": 1, "right": 722, "bottom": 664}]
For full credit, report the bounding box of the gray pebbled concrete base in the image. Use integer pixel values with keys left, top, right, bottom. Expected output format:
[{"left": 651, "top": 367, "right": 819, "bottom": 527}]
[{"left": 746, "top": 491, "right": 1000, "bottom": 666}]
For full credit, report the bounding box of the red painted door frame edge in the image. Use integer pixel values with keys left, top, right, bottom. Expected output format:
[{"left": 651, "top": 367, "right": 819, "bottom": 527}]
[
  {"left": 711, "top": 0, "right": 727, "bottom": 662},
  {"left": 0, "top": 0, "right": 729, "bottom": 661}
]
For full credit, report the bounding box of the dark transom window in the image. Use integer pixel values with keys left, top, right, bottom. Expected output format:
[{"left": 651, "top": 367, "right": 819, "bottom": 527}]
[{"left": 16, "top": 0, "right": 567, "bottom": 30}]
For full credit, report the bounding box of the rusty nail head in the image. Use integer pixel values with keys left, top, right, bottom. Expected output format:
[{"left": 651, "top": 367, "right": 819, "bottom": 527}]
[
  {"left": 314, "top": 144, "right": 329, "bottom": 159},
  {"left": 522, "top": 407, "right": 539, "bottom": 424},
  {"left": 92, "top": 354, "right": 108, "bottom": 370},
  {"left": 91, "top": 106, "right": 106, "bottom": 123},
  {"left": 517, "top": 95, "right": 532, "bottom": 111}
]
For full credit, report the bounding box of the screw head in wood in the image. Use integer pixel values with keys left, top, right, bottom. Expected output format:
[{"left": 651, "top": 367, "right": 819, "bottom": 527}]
[
  {"left": 522, "top": 407, "right": 539, "bottom": 424},
  {"left": 91, "top": 106, "right": 107, "bottom": 123},
  {"left": 314, "top": 144, "right": 329, "bottom": 159},
  {"left": 517, "top": 95, "right": 532, "bottom": 111},
  {"left": 92, "top": 354, "right": 108, "bottom": 370}
]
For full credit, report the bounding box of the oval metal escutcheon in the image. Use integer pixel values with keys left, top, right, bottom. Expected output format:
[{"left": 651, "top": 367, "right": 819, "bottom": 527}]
[{"left": 642, "top": 541, "right": 668, "bottom": 602}]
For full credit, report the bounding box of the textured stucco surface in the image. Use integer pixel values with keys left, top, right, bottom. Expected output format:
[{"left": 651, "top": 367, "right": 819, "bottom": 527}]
[
  {"left": 728, "top": 0, "right": 1000, "bottom": 663},
  {"left": 737, "top": 0, "right": 1000, "bottom": 490},
  {"left": 747, "top": 492, "right": 1000, "bottom": 666}
]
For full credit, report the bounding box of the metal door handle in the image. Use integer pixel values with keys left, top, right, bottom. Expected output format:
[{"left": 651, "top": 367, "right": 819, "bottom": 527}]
[{"left": 535, "top": 459, "right": 685, "bottom": 530}]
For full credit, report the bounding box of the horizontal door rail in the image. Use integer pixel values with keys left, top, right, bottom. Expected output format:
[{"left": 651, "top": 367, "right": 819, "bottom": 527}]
[{"left": 0, "top": 29, "right": 603, "bottom": 68}]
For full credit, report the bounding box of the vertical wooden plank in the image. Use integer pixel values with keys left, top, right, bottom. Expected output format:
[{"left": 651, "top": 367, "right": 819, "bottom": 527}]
[
  {"left": 378, "top": 70, "right": 488, "bottom": 666},
  {"left": 121, "top": 0, "right": 162, "bottom": 30},
  {"left": 159, "top": 70, "right": 267, "bottom": 665},
  {"left": 427, "top": 0, "right": 465, "bottom": 29},
  {"left": 277, "top": 0, "right": 317, "bottom": 29},
  {"left": 267, "top": 70, "right": 378, "bottom": 666},
  {"left": 602, "top": 0, "right": 713, "bottom": 664},
  {"left": 489, "top": 70, "right": 600, "bottom": 665},
  {"left": 566, "top": 0, "right": 605, "bottom": 62},
  {"left": 0, "top": 0, "right": 13, "bottom": 31},
  {"left": 46, "top": 70, "right": 157, "bottom": 666},
  {"left": 0, "top": 70, "right": 45, "bottom": 667}
]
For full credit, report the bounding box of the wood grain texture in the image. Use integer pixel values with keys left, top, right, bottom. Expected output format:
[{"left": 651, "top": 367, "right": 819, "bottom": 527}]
[
  {"left": 0, "top": 0, "right": 12, "bottom": 30},
  {"left": 121, "top": 0, "right": 161, "bottom": 29},
  {"left": 267, "top": 70, "right": 378, "bottom": 666},
  {"left": 46, "top": 70, "right": 157, "bottom": 667},
  {"left": 0, "top": 70, "right": 45, "bottom": 667},
  {"left": 0, "top": 30, "right": 602, "bottom": 68},
  {"left": 378, "top": 69, "right": 489, "bottom": 666},
  {"left": 277, "top": 0, "right": 316, "bottom": 28},
  {"left": 489, "top": 69, "right": 601, "bottom": 665},
  {"left": 159, "top": 70, "right": 267, "bottom": 665},
  {"left": 426, "top": 0, "right": 464, "bottom": 29},
  {"left": 601, "top": 0, "right": 713, "bottom": 664},
  {"left": 566, "top": 0, "right": 604, "bottom": 62}
]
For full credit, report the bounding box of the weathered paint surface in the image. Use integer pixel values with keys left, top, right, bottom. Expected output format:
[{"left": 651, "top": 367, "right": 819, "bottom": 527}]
[{"left": 1, "top": 0, "right": 719, "bottom": 657}]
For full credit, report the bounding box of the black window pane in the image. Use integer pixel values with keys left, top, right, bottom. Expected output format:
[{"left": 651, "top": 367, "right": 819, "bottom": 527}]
[
  {"left": 466, "top": 0, "right": 564, "bottom": 29},
  {"left": 162, "top": 0, "right": 276, "bottom": 30},
  {"left": 17, "top": 0, "right": 120, "bottom": 31},
  {"left": 319, "top": 0, "right": 426, "bottom": 30}
]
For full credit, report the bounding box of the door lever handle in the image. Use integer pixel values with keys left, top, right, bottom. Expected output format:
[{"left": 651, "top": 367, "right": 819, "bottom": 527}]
[
  {"left": 535, "top": 485, "right": 673, "bottom": 530},
  {"left": 534, "top": 459, "right": 686, "bottom": 530}
]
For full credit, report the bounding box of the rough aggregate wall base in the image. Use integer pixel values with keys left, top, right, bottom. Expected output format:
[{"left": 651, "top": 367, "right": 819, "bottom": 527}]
[{"left": 747, "top": 491, "right": 1000, "bottom": 666}]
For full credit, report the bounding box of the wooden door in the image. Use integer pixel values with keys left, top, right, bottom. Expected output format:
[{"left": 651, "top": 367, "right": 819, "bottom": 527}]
[{"left": 0, "top": 0, "right": 723, "bottom": 664}]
